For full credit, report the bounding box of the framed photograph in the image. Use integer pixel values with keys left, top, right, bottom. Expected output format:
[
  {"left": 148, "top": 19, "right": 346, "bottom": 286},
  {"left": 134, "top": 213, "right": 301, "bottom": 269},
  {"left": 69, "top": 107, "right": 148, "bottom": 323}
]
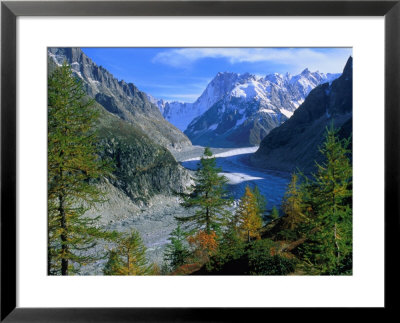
[{"left": 1, "top": 0, "right": 398, "bottom": 321}]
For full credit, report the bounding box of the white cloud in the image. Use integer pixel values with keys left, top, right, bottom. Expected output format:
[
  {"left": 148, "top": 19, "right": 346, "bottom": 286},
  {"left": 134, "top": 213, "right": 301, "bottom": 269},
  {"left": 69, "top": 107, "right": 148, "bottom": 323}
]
[
  {"left": 160, "top": 93, "right": 201, "bottom": 102},
  {"left": 152, "top": 48, "right": 352, "bottom": 73},
  {"left": 147, "top": 77, "right": 212, "bottom": 102}
]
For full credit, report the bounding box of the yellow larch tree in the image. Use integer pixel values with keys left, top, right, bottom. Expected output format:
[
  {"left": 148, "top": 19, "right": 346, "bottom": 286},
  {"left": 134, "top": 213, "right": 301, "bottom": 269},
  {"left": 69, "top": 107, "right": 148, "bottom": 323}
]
[{"left": 236, "top": 186, "right": 263, "bottom": 242}]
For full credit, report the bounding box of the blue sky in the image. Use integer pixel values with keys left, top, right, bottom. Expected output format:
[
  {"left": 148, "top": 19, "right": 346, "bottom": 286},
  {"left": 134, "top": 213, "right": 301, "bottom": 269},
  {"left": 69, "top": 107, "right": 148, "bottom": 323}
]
[{"left": 81, "top": 47, "right": 352, "bottom": 103}]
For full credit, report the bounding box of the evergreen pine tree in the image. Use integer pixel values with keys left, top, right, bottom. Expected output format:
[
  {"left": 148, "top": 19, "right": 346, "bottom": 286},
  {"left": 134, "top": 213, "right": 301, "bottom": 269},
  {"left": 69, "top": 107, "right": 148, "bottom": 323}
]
[
  {"left": 103, "top": 230, "right": 153, "bottom": 275},
  {"left": 302, "top": 125, "right": 352, "bottom": 274},
  {"left": 269, "top": 206, "right": 280, "bottom": 221},
  {"left": 48, "top": 63, "right": 113, "bottom": 275},
  {"left": 282, "top": 173, "right": 305, "bottom": 231},
  {"left": 163, "top": 225, "right": 191, "bottom": 271},
  {"left": 176, "top": 147, "right": 232, "bottom": 236},
  {"left": 103, "top": 250, "right": 123, "bottom": 275},
  {"left": 252, "top": 184, "right": 267, "bottom": 218}
]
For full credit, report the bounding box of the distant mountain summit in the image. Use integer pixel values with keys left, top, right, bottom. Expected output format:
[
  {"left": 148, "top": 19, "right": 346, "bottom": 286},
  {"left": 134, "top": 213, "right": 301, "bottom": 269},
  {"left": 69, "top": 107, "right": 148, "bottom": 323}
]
[
  {"left": 151, "top": 69, "right": 339, "bottom": 147},
  {"left": 251, "top": 56, "right": 353, "bottom": 173},
  {"left": 182, "top": 69, "right": 339, "bottom": 147},
  {"left": 48, "top": 48, "right": 191, "bottom": 150},
  {"left": 149, "top": 72, "right": 248, "bottom": 132}
]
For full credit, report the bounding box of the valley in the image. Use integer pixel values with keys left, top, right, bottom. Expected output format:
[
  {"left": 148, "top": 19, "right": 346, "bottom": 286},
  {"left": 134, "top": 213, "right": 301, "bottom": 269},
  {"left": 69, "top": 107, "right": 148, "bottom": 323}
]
[
  {"left": 179, "top": 146, "right": 290, "bottom": 206},
  {"left": 81, "top": 145, "right": 291, "bottom": 274},
  {"left": 47, "top": 47, "right": 352, "bottom": 276}
]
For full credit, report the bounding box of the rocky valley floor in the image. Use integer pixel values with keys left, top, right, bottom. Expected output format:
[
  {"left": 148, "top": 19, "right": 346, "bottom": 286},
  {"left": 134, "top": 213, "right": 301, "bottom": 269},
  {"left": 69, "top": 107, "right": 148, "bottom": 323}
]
[{"left": 81, "top": 145, "right": 291, "bottom": 275}]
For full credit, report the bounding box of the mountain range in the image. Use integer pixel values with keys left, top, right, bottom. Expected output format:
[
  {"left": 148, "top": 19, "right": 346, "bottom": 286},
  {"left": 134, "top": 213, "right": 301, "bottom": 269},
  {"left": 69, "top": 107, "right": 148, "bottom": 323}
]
[
  {"left": 152, "top": 69, "right": 340, "bottom": 147},
  {"left": 48, "top": 48, "right": 191, "bottom": 151},
  {"left": 48, "top": 47, "right": 352, "bottom": 199},
  {"left": 251, "top": 56, "right": 353, "bottom": 173}
]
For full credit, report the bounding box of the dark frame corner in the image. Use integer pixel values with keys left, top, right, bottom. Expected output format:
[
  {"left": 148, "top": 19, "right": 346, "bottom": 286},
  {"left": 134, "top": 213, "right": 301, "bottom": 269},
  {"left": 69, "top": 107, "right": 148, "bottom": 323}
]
[{"left": 1, "top": 1, "right": 399, "bottom": 321}]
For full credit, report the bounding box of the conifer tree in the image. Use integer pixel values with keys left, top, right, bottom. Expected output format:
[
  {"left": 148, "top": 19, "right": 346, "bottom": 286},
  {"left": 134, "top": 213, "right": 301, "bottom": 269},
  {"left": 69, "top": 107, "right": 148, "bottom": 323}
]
[
  {"left": 176, "top": 147, "right": 232, "bottom": 236},
  {"left": 269, "top": 206, "right": 280, "bottom": 221},
  {"left": 103, "top": 250, "right": 123, "bottom": 275},
  {"left": 282, "top": 173, "right": 305, "bottom": 231},
  {"left": 163, "top": 225, "right": 191, "bottom": 271},
  {"left": 253, "top": 184, "right": 267, "bottom": 218},
  {"left": 48, "top": 63, "right": 113, "bottom": 275},
  {"left": 103, "top": 230, "right": 153, "bottom": 275},
  {"left": 235, "top": 186, "right": 263, "bottom": 242},
  {"left": 302, "top": 125, "right": 352, "bottom": 274}
]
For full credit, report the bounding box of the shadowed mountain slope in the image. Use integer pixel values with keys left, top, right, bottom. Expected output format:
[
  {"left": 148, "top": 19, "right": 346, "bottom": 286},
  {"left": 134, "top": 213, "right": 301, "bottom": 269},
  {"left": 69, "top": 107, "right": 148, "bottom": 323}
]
[{"left": 251, "top": 57, "right": 353, "bottom": 173}]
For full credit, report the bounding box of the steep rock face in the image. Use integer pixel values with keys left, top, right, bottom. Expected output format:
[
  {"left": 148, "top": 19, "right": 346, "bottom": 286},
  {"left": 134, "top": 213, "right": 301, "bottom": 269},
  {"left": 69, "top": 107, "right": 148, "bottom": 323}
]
[
  {"left": 181, "top": 70, "right": 339, "bottom": 147},
  {"left": 48, "top": 47, "right": 191, "bottom": 150},
  {"left": 95, "top": 105, "right": 191, "bottom": 204},
  {"left": 48, "top": 51, "right": 191, "bottom": 206},
  {"left": 149, "top": 72, "right": 244, "bottom": 132},
  {"left": 183, "top": 97, "right": 284, "bottom": 147},
  {"left": 251, "top": 57, "right": 353, "bottom": 173}
]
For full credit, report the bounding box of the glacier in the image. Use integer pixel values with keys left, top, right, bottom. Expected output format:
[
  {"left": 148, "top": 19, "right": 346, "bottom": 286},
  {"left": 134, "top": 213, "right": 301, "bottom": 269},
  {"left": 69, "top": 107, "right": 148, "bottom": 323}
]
[{"left": 181, "top": 146, "right": 290, "bottom": 207}]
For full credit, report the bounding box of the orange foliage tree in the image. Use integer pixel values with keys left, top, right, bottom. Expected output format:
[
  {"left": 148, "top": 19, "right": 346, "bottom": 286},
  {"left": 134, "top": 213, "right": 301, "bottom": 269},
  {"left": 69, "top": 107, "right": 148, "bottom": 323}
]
[{"left": 187, "top": 230, "right": 218, "bottom": 261}]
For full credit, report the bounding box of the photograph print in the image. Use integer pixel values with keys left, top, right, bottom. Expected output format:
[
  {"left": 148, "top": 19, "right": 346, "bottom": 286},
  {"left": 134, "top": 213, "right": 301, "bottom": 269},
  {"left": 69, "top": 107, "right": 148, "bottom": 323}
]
[{"left": 47, "top": 47, "right": 352, "bottom": 276}]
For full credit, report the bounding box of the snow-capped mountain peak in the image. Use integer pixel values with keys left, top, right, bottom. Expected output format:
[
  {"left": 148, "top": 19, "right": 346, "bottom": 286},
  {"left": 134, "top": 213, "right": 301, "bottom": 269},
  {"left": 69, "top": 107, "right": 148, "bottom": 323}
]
[
  {"left": 152, "top": 68, "right": 341, "bottom": 140},
  {"left": 301, "top": 67, "right": 311, "bottom": 75}
]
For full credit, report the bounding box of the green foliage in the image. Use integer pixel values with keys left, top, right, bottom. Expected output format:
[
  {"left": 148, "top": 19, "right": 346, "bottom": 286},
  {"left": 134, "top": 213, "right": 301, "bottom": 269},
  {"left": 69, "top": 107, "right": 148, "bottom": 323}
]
[
  {"left": 103, "top": 250, "right": 123, "bottom": 275},
  {"left": 176, "top": 147, "right": 233, "bottom": 236},
  {"left": 163, "top": 225, "right": 191, "bottom": 271},
  {"left": 48, "top": 63, "right": 114, "bottom": 275},
  {"left": 248, "top": 253, "right": 297, "bottom": 275},
  {"left": 252, "top": 184, "right": 267, "bottom": 217},
  {"left": 269, "top": 206, "right": 280, "bottom": 221},
  {"left": 282, "top": 173, "right": 305, "bottom": 232},
  {"left": 265, "top": 125, "right": 353, "bottom": 275},
  {"left": 314, "top": 125, "right": 352, "bottom": 211},
  {"left": 246, "top": 239, "right": 296, "bottom": 275},
  {"left": 160, "top": 262, "right": 171, "bottom": 275},
  {"left": 201, "top": 238, "right": 296, "bottom": 275},
  {"left": 206, "top": 230, "right": 247, "bottom": 272},
  {"left": 277, "top": 173, "right": 307, "bottom": 241},
  {"left": 296, "top": 125, "right": 353, "bottom": 275},
  {"left": 103, "top": 230, "right": 153, "bottom": 275}
]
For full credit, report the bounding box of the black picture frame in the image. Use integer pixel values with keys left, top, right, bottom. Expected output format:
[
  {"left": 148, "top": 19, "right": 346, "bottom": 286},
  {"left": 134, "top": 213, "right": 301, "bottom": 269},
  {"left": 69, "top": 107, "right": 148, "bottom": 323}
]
[{"left": 1, "top": 0, "right": 399, "bottom": 321}]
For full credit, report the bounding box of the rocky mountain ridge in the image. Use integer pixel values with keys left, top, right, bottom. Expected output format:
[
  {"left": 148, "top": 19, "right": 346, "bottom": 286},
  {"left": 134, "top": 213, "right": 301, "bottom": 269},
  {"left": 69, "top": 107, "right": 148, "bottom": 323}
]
[
  {"left": 152, "top": 69, "right": 339, "bottom": 147},
  {"left": 48, "top": 49, "right": 193, "bottom": 204},
  {"left": 251, "top": 56, "right": 353, "bottom": 173},
  {"left": 48, "top": 47, "right": 191, "bottom": 151},
  {"left": 48, "top": 49, "right": 196, "bottom": 267}
]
